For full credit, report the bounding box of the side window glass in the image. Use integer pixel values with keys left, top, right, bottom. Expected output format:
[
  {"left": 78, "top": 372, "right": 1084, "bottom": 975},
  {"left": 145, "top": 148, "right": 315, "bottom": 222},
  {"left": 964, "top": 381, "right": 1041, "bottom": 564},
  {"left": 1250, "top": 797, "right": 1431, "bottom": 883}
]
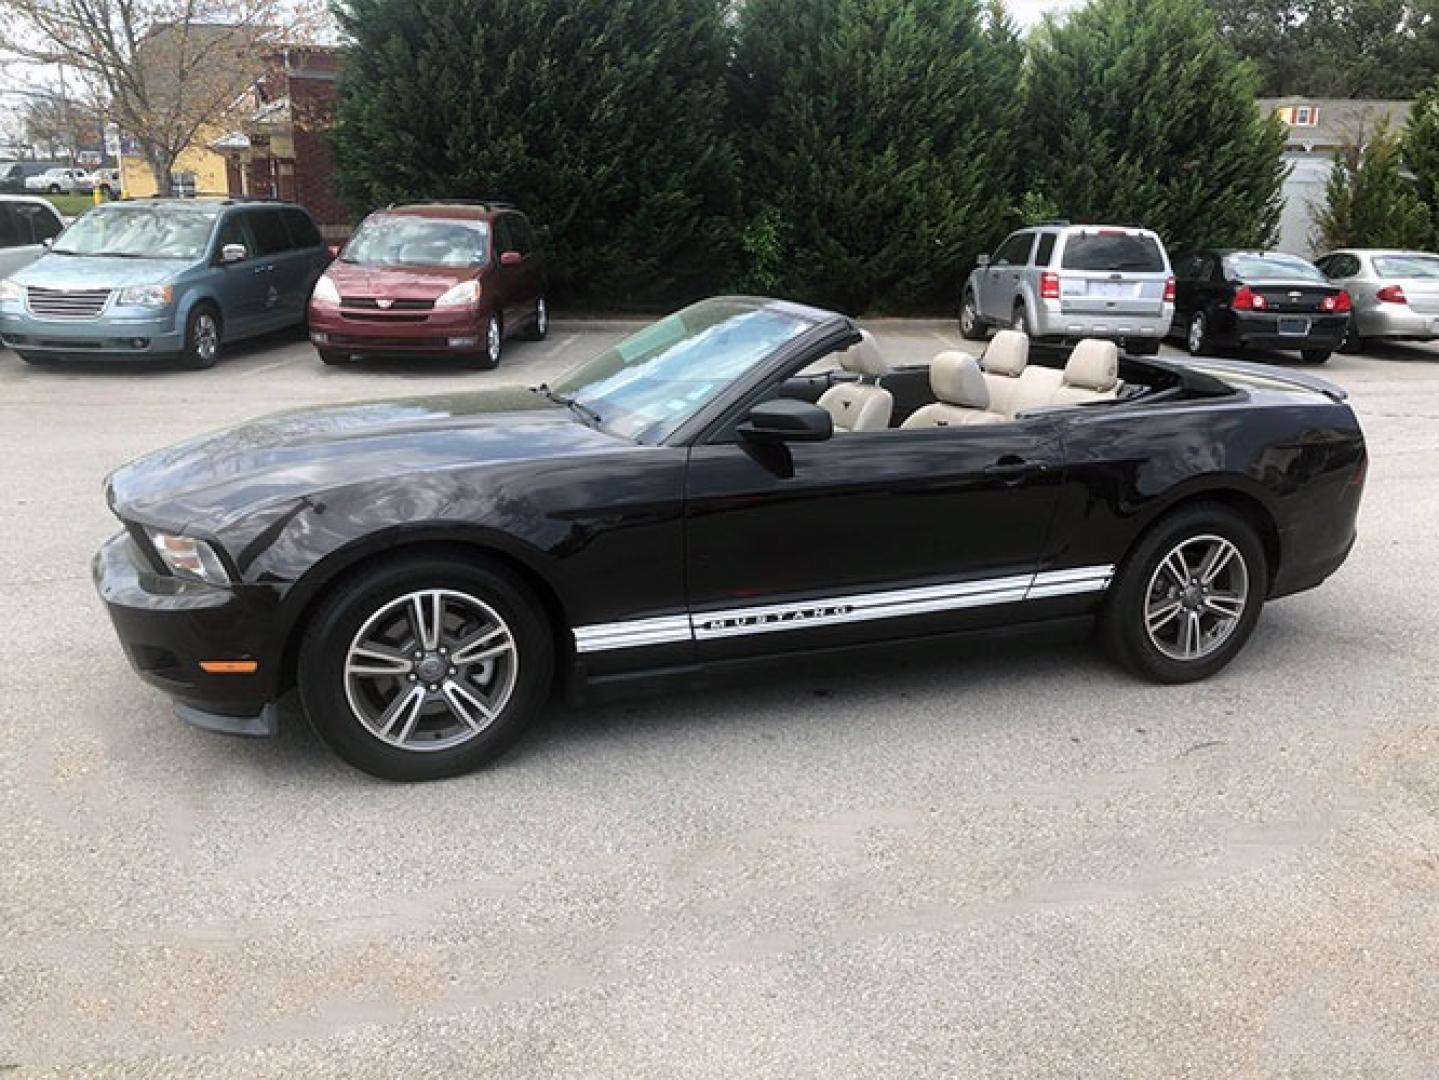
[
  {"left": 248, "top": 210, "right": 291, "bottom": 256},
  {"left": 283, "top": 208, "right": 322, "bottom": 248},
  {"left": 214, "top": 214, "right": 253, "bottom": 260},
  {"left": 510, "top": 216, "right": 534, "bottom": 255},
  {"left": 0, "top": 207, "right": 18, "bottom": 248},
  {"left": 1034, "top": 233, "right": 1056, "bottom": 266},
  {"left": 493, "top": 217, "right": 515, "bottom": 256},
  {"left": 20, "top": 205, "right": 63, "bottom": 245}
]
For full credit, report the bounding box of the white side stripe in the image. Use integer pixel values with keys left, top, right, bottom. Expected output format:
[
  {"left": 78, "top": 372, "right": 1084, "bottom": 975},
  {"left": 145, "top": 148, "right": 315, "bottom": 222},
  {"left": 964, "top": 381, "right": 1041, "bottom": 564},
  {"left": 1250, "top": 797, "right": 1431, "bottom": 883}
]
[{"left": 571, "top": 564, "right": 1115, "bottom": 653}]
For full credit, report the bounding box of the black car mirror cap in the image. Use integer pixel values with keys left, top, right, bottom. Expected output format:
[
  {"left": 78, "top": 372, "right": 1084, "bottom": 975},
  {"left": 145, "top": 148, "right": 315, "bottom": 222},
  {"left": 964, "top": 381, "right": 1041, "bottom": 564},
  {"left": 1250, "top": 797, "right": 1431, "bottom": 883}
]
[{"left": 737, "top": 398, "right": 834, "bottom": 443}]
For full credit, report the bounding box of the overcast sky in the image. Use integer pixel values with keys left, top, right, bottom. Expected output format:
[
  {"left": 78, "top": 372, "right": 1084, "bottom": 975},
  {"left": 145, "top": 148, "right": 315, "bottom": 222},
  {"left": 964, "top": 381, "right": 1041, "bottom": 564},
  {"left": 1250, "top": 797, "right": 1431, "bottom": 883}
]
[{"left": 1009, "top": 0, "right": 1088, "bottom": 26}]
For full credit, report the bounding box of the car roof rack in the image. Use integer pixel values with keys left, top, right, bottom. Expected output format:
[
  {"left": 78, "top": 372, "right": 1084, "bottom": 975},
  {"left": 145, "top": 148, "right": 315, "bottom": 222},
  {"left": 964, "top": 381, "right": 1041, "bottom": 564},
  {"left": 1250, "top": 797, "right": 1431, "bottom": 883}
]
[
  {"left": 392, "top": 198, "right": 517, "bottom": 211},
  {"left": 1034, "top": 218, "right": 1071, "bottom": 227}
]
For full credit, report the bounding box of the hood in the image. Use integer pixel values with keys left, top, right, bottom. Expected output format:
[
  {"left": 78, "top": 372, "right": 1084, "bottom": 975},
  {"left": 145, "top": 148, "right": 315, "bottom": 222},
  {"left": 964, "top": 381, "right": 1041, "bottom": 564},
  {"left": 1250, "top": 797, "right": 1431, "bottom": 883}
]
[
  {"left": 107, "top": 386, "right": 628, "bottom": 530},
  {"left": 324, "top": 259, "right": 477, "bottom": 300},
  {"left": 15, "top": 253, "right": 196, "bottom": 289}
]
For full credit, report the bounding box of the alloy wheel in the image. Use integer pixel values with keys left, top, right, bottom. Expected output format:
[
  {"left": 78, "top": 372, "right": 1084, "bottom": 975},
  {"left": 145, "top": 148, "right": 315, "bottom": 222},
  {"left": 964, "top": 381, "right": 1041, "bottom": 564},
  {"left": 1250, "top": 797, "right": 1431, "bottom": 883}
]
[
  {"left": 536, "top": 297, "right": 548, "bottom": 336},
  {"left": 1143, "top": 535, "right": 1249, "bottom": 662},
  {"left": 195, "top": 313, "right": 219, "bottom": 363},
  {"left": 961, "top": 298, "right": 976, "bottom": 334},
  {"left": 1187, "top": 313, "right": 1205, "bottom": 355},
  {"left": 343, "top": 588, "right": 519, "bottom": 752},
  {"left": 487, "top": 315, "right": 502, "bottom": 365}
]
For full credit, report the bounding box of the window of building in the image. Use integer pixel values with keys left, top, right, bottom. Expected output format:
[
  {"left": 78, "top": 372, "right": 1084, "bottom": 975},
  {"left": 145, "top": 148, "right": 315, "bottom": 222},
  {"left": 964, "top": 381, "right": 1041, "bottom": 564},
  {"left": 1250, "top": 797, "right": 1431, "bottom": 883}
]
[{"left": 1291, "top": 105, "right": 1319, "bottom": 127}]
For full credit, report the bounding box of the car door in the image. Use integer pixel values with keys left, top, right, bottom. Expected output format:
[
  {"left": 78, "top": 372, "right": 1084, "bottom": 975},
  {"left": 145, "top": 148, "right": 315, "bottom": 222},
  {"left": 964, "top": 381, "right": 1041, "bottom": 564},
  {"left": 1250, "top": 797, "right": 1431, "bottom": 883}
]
[
  {"left": 506, "top": 214, "right": 544, "bottom": 321},
  {"left": 490, "top": 215, "right": 522, "bottom": 327},
  {"left": 683, "top": 406, "right": 1066, "bottom": 663},
  {"left": 209, "top": 212, "right": 269, "bottom": 337},
  {"left": 280, "top": 207, "right": 327, "bottom": 316},
  {"left": 0, "top": 202, "right": 60, "bottom": 279},
  {"left": 980, "top": 232, "right": 1031, "bottom": 321},
  {"left": 238, "top": 208, "right": 297, "bottom": 332}
]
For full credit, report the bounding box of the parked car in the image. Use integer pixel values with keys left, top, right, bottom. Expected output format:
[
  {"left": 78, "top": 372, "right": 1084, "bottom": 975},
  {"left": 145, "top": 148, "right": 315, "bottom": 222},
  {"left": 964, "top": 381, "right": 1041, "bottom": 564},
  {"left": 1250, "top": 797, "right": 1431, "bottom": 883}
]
[
  {"left": 85, "top": 168, "right": 122, "bottom": 198},
  {"left": 1314, "top": 249, "right": 1439, "bottom": 351},
  {"left": 94, "top": 297, "right": 1366, "bottom": 780},
  {"left": 308, "top": 200, "right": 547, "bottom": 369},
  {"left": 0, "top": 161, "right": 61, "bottom": 194},
  {"left": 0, "top": 197, "right": 328, "bottom": 368},
  {"left": 1170, "top": 250, "right": 1350, "bottom": 364},
  {"left": 24, "top": 167, "right": 90, "bottom": 194},
  {"left": 961, "top": 223, "right": 1174, "bottom": 355},
  {"left": 0, "top": 195, "right": 65, "bottom": 281}
]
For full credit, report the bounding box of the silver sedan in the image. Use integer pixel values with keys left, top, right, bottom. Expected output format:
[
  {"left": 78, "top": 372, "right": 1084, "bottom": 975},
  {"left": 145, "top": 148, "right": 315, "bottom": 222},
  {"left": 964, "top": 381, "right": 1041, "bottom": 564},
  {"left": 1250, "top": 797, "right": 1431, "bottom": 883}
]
[{"left": 1315, "top": 249, "right": 1439, "bottom": 350}]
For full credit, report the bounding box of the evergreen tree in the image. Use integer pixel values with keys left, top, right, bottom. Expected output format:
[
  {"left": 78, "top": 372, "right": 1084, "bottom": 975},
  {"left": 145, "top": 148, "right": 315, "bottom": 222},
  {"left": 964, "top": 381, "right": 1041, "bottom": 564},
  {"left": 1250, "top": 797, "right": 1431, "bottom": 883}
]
[
  {"left": 330, "top": 0, "right": 739, "bottom": 306},
  {"left": 1023, "top": 0, "right": 1287, "bottom": 254},
  {"left": 1313, "top": 122, "right": 1433, "bottom": 251},
  {"left": 1402, "top": 81, "right": 1439, "bottom": 247},
  {"left": 730, "top": 0, "right": 1024, "bottom": 313}
]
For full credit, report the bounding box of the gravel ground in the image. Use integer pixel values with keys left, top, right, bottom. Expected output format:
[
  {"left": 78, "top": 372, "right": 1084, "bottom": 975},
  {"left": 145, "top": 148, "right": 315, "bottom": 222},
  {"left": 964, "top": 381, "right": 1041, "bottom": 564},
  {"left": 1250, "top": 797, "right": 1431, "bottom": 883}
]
[{"left": 1, "top": 324, "right": 1437, "bottom": 1078}]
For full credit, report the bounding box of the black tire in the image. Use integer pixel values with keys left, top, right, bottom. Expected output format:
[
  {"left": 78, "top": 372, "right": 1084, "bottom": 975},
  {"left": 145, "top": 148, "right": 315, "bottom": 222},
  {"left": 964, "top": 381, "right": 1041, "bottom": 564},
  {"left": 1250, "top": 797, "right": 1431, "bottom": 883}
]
[
  {"left": 318, "top": 348, "right": 348, "bottom": 366},
  {"left": 1300, "top": 349, "right": 1331, "bottom": 364},
  {"left": 15, "top": 350, "right": 51, "bottom": 366},
  {"left": 1099, "top": 503, "right": 1268, "bottom": 684},
  {"left": 524, "top": 296, "right": 549, "bottom": 341},
  {"left": 48, "top": 184, "right": 61, "bottom": 194},
  {"left": 468, "top": 313, "right": 502, "bottom": 370},
  {"left": 179, "top": 304, "right": 221, "bottom": 369},
  {"left": 298, "top": 554, "right": 556, "bottom": 781},
  {"left": 959, "top": 288, "right": 987, "bottom": 341},
  {"left": 1338, "top": 323, "right": 1365, "bottom": 354},
  {"left": 1186, "top": 311, "right": 1211, "bottom": 356},
  {"left": 99, "top": 184, "right": 113, "bottom": 198}
]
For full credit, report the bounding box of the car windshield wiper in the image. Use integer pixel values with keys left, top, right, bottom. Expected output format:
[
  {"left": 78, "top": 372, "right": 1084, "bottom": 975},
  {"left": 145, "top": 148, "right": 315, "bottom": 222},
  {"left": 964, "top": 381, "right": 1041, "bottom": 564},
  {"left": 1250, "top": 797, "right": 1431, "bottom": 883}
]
[{"left": 531, "top": 383, "right": 603, "bottom": 427}]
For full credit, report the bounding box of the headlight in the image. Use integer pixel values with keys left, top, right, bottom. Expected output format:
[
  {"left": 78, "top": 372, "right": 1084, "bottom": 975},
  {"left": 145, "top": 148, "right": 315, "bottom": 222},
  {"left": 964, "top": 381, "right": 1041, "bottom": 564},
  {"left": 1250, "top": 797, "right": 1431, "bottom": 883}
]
[
  {"left": 149, "top": 531, "right": 231, "bottom": 585},
  {"left": 434, "top": 280, "right": 480, "bottom": 308},
  {"left": 117, "top": 284, "right": 173, "bottom": 307},
  {"left": 311, "top": 274, "right": 340, "bottom": 304},
  {"left": 0, "top": 279, "right": 23, "bottom": 303}
]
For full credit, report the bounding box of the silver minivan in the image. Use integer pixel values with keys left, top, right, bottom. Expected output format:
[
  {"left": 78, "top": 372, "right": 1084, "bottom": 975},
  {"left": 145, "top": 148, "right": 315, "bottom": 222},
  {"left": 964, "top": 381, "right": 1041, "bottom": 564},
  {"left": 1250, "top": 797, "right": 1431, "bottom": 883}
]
[
  {"left": 962, "top": 224, "right": 1175, "bottom": 354},
  {"left": 0, "top": 195, "right": 65, "bottom": 282}
]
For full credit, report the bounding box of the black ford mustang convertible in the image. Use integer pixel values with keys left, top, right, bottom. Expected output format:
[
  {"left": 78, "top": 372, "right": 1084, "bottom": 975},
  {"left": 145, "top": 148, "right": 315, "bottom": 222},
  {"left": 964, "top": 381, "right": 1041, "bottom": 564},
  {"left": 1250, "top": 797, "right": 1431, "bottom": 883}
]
[{"left": 95, "top": 297, "right": 1366, "bottom": 780}]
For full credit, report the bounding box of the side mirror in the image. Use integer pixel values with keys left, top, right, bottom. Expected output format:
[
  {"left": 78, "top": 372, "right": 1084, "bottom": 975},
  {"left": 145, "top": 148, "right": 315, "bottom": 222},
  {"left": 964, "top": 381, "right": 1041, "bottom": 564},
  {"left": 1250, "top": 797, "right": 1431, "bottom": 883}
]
[
  {"left": 220, "top": 243, "right": 247, "bottom": 264},
  {"left": 499, "top": 250, "right": 522, "bottom": 266},
  {"left": 738, "top": 398, "right": 833, "bottom": 443},
  {"left": 976, "top": 253, "right": 991, "bottom": 267}
]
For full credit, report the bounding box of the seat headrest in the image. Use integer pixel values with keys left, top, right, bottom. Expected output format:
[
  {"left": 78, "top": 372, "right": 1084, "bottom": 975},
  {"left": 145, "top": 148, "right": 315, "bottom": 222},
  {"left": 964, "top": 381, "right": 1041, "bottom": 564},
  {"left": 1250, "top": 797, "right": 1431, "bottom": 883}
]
[
  {"left": 836, "top": 330, "right": 889, "bottom": 377},
  {"left": 980, "top": 330, "right": 1028, "bottom": 376},
  {"left": 1063, "top": 339, "right": 1120, "bottom": 391},
  {"left": 930, "top": 352, "right": 991, "bottom": 409}
]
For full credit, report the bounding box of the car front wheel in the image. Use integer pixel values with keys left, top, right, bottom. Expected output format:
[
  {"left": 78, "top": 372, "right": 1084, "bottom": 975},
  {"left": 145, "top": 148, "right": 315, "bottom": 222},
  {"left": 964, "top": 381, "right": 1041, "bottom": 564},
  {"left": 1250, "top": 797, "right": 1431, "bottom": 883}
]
[
  {"left": 1100, "top": 503, "right": 1267, "bottom": 684},
  {"left": 960, "top": 289, "right": 987, "bottom": 341},
  {"left": 469, "top": 313, "right": 502, "bottom": 370},
  {"left": 180, "top": 305, "right": 221, "bottom": 369},
  {"left": 299, "top": 554, "right": 555, "bottom": 780}
]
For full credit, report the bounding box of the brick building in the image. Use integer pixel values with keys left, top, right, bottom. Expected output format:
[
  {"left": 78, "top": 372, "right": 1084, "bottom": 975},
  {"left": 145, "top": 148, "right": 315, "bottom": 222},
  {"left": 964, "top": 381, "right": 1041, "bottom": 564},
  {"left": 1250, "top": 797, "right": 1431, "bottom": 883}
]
[{"left": 211, "top": 47, "right": 350, "bottom": 240}]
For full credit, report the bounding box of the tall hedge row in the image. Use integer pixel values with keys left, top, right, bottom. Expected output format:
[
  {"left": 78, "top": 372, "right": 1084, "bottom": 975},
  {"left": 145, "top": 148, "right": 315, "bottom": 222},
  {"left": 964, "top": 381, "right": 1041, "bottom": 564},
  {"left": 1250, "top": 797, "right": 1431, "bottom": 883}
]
[{"left": 331, "top": 0, "right": 1290, "bottom": 314}]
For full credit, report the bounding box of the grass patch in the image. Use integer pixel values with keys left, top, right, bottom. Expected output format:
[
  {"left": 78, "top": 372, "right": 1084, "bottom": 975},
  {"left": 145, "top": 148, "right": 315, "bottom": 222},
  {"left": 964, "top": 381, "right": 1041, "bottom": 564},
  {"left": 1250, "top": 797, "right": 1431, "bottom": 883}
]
[{"left": 39, "top": 194, "right": 100, "bottom": 218}]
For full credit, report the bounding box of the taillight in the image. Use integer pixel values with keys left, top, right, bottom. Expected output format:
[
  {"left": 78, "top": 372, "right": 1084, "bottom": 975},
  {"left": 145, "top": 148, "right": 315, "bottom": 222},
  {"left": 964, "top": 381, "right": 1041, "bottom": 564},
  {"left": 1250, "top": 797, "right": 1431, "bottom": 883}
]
[
  {"left": 1039, "top": 271, "right": 1060, "bottom": 300},
  {"left": 1232, "top": 285, "right": 1267, "bottom": 310},
  {"left": 1375, "top": 284, "right": 1407, "bottom": 304},
  {"left": 1162, "top": 276, "right": 1175, "bottom": 303},
  {"left": 1320, "top": 290, "right": 1352, "bottom": 313}
]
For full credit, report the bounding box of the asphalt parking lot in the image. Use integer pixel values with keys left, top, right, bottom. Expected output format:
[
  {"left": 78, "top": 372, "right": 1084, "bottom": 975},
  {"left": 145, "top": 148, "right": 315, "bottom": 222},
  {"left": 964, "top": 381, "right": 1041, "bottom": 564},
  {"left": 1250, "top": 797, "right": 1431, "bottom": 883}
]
[{"left": 3, "top": 325, "right": 1439, "bottom": 1077}]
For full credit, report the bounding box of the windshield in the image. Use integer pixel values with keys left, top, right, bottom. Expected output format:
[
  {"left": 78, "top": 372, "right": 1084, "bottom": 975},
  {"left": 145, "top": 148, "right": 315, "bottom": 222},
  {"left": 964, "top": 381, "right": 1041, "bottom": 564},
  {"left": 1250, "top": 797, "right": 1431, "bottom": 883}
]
[
  {"left": 551, "top": 299, "right": 818, "bottom": 444},
  {"left": 52, "top": 206, "right": 218, "bottom": 259},
  {"left": 342, "top": 215, "right": 489, "bottom": 267},
  {"left": 1225, "top": 253, "right": 1323, "bottom": 281},
  {"left": 1061, "top": 232, "right": 1166, "bottom": 272},
  {"left": 1373, "top": 254, "right": 1439, "bottom": 279}
]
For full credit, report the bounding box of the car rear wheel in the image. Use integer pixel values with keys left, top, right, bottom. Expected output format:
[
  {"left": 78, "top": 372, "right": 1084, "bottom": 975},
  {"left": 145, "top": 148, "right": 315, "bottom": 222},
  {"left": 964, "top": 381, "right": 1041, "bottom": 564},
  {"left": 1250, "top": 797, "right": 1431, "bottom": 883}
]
[
  {"left": 1100, "top": 503, "right": 1267, "bottom": 684},
  {"left": 1300, "top": 349, "right": 1331, "bottom": 364},
  {"left": 1338, "top": 324, "right": 1365, "bottom": 353},
  {"left": 299, "top": 554, "right": 555, "bottom": 780},
  {"left": 179, "top": 305, "right": 221, "bottom": 370},
  {"left": 525, "top": 296, "right": 549, "bottom": 341},
  {"left": 960, "top": 289, "right": 987, "bottom": 341},
  {"left": 1186, "top": 311, "right": 1211, "bottom": 356}
]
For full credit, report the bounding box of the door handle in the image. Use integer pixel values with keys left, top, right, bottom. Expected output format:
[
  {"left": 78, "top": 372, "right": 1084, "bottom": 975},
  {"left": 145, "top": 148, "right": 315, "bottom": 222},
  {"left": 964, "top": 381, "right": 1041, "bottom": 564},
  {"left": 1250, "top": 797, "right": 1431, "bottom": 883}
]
[{"left": 983, "top": 457, "right": 1047, "bottom": 478}]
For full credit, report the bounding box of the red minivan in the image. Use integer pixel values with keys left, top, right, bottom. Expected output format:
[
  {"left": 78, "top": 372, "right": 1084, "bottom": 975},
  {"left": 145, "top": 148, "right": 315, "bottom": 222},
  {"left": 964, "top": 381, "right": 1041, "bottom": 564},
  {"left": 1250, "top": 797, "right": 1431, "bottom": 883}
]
[{"left": 308, "top": 201, "right": 547, "bottom": 369}]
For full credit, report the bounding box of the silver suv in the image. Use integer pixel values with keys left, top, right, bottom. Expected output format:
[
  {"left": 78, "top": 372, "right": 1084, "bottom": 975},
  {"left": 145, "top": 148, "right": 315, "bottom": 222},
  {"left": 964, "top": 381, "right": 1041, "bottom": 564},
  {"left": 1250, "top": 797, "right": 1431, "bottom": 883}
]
[{"left": 961, "top": 224, "right": 1175, "bottom": 355}]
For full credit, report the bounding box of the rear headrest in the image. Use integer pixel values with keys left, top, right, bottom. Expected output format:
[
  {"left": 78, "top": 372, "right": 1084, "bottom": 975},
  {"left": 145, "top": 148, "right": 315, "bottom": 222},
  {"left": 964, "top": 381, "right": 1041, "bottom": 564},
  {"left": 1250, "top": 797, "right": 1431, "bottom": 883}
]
[
  {"left": 980, "top": 330, "right": 1029, "bottom": 377},
  {"left": 836, "top": 329, "right": 889, "bottom": 377},
  {"left": 930, "top": 352, "right": 991, "bottom": 409},
  {"left": 1063, "top": 339, "right": 1120, "bottom": 391}
]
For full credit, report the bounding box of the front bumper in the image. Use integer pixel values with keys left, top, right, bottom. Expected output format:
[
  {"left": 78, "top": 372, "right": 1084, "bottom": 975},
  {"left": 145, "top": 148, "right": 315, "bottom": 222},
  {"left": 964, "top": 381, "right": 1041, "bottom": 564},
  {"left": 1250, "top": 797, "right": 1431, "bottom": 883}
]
[
  {"left": 92, "top": 531, "right": 285, "bottom": 734},
  {"left": 0, "top": 308, "right": 185, "bottom": 359},
  {"left": 308, "top": 300, "right": 490, "bottom": 356},
  {"left": 1355, "top": 305, "right": 1439, "bottom": 341}
]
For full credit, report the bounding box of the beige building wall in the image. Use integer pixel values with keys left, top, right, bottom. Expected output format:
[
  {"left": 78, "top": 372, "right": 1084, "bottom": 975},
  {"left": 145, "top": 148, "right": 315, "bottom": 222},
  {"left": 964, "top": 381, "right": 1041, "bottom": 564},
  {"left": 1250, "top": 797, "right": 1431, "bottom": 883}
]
[{"left": 119, "top": 140, "right": 230, "bottom": 197}]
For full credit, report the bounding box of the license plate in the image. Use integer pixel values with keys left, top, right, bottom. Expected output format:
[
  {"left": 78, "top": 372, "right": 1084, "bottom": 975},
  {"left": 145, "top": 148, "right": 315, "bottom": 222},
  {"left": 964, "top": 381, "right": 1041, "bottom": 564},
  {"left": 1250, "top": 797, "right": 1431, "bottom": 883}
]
[
  {"left": 1278, "top": 317, "right": 1310, "bottom": 336},
  {"left": 1089, "top": 281, "right": 1128, "bottom": 298},
  {"left": 1431, "top": 318, "right": 1439, "bottom": 335}
]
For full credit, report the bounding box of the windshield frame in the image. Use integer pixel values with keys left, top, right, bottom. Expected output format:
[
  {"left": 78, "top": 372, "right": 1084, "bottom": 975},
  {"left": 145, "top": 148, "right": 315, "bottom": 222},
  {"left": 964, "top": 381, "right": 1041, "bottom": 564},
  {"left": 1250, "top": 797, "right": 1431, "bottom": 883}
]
[
  {"left": 50, "top": 204, "right": 221, "bottom": 260},
  {"left": 548, "top": 298, "right": 841, "bottom": 447}
]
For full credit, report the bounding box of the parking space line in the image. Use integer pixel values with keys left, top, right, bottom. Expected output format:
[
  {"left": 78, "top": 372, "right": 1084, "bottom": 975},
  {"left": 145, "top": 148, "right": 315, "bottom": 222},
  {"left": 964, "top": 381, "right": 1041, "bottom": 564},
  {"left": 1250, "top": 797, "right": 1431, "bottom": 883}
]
[
  {"left": 239, "top": 354, "right": 310, "bottom": 378},
  {"left": 541, "top": 334, "right": 579, "bottom": 360}
]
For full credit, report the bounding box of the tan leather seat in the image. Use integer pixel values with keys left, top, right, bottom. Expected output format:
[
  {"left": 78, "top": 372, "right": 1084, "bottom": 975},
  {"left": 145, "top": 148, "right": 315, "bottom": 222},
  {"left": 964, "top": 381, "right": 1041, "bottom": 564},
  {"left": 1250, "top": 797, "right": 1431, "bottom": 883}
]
[
  {"left": 978, "top": 330, "right": 1029, "bottom": 417},
  {"left": 901, "top": 352, "right": 1006, "bottom": 428},
  {"left": 1009, "top": 338, "right": 1120, "bottom": 413},
  {"left": 816, "top": 330, "right": 893, "bottom": 432}
]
